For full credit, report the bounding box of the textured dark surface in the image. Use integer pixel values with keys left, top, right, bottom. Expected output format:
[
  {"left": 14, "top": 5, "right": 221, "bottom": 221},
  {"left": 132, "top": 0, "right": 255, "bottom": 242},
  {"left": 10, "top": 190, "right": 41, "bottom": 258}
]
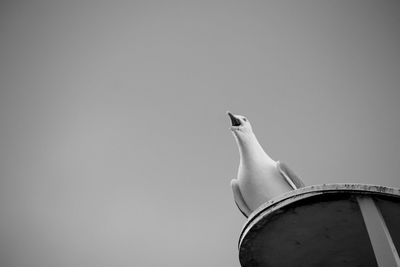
[
  {"left": 239, "top": 185, "right": 400, "bottom": 267},
  {"left": 374, "top": 196, "right": 400, "bottom": 255}
]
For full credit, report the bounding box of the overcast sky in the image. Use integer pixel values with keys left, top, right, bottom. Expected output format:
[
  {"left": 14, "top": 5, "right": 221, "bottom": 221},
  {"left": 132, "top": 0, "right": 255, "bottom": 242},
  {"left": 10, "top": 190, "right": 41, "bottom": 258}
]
[{"left": 1, "top": 1, "right": 400, "bottom": 266}]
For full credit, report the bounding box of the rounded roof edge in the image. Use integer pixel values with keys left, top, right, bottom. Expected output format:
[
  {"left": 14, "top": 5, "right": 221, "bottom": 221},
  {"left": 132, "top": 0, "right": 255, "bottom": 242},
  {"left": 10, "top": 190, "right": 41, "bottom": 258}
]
[{"left": 239, "top": 183, "right": 400, "bottom": 248}]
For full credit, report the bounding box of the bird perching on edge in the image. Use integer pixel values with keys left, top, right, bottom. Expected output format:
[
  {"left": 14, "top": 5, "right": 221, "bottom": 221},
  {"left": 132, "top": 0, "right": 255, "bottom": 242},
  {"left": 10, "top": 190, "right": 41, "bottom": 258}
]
[{"left": 227, "top": 112, "right": 305, "bottom": 217}]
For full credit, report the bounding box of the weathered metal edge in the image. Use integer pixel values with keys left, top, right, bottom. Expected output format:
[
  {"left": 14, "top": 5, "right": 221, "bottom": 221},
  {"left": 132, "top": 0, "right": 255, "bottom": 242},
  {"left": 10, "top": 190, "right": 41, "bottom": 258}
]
[{"left": 238, "top": 183, "right": 400, "bottom": 249}]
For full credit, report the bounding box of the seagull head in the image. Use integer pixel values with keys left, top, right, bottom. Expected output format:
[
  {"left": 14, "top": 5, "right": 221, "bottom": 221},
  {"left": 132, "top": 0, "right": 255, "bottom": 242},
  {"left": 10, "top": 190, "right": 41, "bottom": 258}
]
[{"left": 227, "top": 111, "right": 253, "bottom": 134}]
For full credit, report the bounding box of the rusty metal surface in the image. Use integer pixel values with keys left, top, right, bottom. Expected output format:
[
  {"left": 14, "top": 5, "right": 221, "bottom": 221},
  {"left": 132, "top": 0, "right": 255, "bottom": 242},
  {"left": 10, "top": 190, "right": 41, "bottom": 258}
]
[
  {"left": 357, "top": 196, "right": 400, "bottom": 267},
  {"left": 238, "top": 184, "right": 400, "bottom": 267}
]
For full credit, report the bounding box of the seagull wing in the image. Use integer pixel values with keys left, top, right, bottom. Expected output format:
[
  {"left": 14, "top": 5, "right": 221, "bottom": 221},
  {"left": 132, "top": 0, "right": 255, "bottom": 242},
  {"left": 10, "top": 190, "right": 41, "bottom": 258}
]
[
  {"left": 231, "top": 179, "right": 251, "bottom": 218},
  {"left": 277, "top": 161, "right": 305, "bottom": 190}
]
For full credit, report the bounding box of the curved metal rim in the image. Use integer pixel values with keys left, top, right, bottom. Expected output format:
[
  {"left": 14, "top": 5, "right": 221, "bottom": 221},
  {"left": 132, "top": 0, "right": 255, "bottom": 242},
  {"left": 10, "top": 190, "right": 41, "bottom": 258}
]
[{"left": 239, "top": 183, "right": 400, "bottom": 248}]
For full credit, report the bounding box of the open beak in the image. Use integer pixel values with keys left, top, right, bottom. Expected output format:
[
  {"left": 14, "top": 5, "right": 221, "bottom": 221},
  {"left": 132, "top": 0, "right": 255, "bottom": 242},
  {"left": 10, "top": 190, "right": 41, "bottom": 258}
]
[{"left": 227, "top": 112, "right": 241, "bottom": 127}]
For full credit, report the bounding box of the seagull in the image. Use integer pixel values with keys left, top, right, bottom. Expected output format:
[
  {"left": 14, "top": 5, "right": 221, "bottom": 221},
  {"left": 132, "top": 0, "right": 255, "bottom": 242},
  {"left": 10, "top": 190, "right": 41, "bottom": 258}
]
[{"left": 228, "top": 112, "right": 305, "bottom": 217}]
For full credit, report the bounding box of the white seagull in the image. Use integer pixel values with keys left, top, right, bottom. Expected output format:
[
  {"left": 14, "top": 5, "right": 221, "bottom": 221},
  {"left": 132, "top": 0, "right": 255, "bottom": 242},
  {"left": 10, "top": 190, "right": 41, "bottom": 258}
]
[{"left": 228, "top": 112, "right": 305, "bottom": 217}]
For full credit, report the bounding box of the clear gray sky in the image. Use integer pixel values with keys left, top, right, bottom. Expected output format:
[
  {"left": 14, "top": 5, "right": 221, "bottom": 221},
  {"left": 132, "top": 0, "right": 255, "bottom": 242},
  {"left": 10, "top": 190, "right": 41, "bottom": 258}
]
[{"left": 1, "top": 1, "right": 400, "bottom": 266}]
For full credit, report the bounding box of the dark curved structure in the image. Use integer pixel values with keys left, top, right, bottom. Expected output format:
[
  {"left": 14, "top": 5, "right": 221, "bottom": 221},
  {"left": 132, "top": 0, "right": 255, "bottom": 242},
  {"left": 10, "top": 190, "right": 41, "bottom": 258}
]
[{"left": 239, "top": 184, "right": 400, "bottom": 267}]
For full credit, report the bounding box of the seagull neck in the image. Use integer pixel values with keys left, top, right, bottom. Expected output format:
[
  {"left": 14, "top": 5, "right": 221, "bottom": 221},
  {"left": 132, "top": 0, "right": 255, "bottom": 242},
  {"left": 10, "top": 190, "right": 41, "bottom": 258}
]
[{"left": 235, "top": 131, "right": 272, "bottom": 164}]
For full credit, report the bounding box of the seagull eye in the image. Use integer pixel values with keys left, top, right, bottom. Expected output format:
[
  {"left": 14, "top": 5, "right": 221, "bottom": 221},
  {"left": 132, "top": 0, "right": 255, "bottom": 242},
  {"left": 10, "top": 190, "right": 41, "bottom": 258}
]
[{"left": 243, "top": 118, "right": 247, "bottom": 122}]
